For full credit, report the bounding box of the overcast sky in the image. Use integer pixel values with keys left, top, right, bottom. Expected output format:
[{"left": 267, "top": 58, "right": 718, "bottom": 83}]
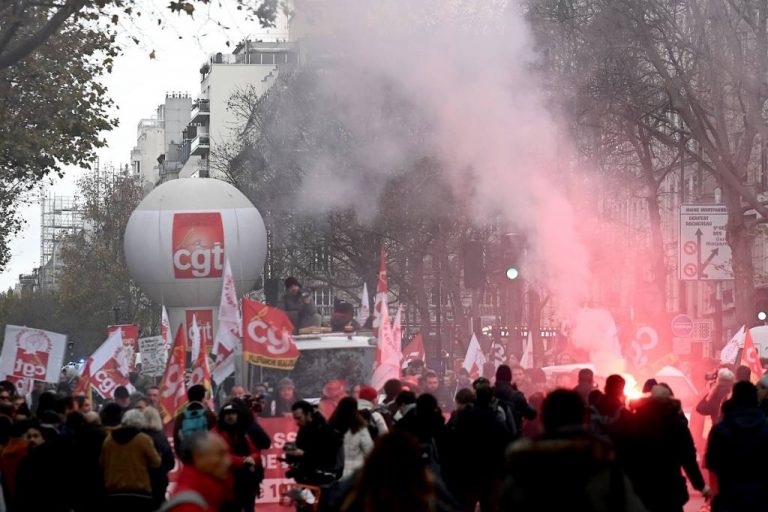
[{"left": 0, "top": 1, "right": 287, "bottom": 290}]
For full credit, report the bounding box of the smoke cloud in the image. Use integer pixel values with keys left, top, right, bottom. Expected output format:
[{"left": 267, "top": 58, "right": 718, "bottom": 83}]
[{"left": 287, "top": 0, "right": 592, "bottom": 318}]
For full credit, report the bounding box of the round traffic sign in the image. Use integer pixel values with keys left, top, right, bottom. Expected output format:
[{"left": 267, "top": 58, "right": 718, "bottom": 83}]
[
  {"left": 683, "top": 241, "right": 697, "bottom": 255},
  {"left": 683, "top": 263, "right": 698, "bottom": 278},
  {"left": 671, "top": 314, "right": 694, "bottom": 338}
]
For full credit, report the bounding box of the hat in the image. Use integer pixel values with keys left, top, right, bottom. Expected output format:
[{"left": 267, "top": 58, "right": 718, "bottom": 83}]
[
  {"left": 495, "top": 365, "right": 512, "bottom": 383},
  {"left": 322, "top": 379, "right": 348, "bottom": 400},
  {"left": 358, "top": 385, "right": 378, "bottom": 402},
  {"left": 278, "top": 378, "right": 295, "bottom": 390},
  {"left": 285, "top": 277, "right": 301, "bottom": 290}
]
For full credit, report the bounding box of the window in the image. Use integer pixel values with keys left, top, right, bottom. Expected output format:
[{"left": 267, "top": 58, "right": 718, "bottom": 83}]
[{"left": 262, "top": 53, "right": 275, "bottom": 65}]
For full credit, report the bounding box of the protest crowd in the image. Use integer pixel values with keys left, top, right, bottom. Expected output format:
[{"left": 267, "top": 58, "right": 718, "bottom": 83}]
[{"left": 0, "top": 356, "right": 764, "bottom": 512}]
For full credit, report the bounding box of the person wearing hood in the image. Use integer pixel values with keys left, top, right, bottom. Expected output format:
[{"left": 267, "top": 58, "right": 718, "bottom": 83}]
[
  {"left": 264, "top": 378, "right": 301, "bottom": 418},
  {"left": 100, "top": 409, "right": 161, "bottom": 512},
  {"left": 215, "top": 403, "right": 264, "bottom": 512},
  {"left": 494, "top": 365, "right": 537, "bottom": 435},
  {"left": 705, "top": 381, "right": 768, "bottom": 512},
  {"left": 615, "top": 385, "right": 711, "bottom": 512}
]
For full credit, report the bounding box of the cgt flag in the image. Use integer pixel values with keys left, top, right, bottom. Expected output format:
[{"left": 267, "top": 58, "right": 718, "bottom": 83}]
[
  {"left": 401, "top": 333, "right": 425, "bottom": 370},
  {"left": 242, "top": 298, "right": 300, "bottom": 370},
  {"left": 463, "top": 333, "right": 486, "bottom": 379},
  {"left": 161, "top": 306, "right": 173, "bottom": 364},
  {"left": 188, "top": 315, "right": 213, "bottom": 393},
  {"left": 741, "top": 328, "right": 764, "bottom": 383},
  {"left": 75, "top": 329, "right": 131, "bottom": 399},
  {"left": 159, "top": 325, "right": 188, "bottom": 423},
  {"left": 372, "top": 297, "right": 401, "bottom": 390}
]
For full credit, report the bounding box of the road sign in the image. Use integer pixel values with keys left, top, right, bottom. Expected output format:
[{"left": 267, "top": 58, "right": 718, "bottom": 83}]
[
  {"left": 671, "top": 314, "right": 694, "bottom": 338},
  {"left": 679, "top": 205, "right": 733, "bottom": 280}
]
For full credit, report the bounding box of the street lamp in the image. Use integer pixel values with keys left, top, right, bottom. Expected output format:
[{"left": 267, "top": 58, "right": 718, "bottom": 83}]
[{"left": 505, "top": 267, "right": 520, "bottom": 280}]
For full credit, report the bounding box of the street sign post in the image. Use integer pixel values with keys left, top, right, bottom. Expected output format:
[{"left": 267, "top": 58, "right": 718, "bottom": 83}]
[{"left": 679, "top": 205, "right": 733, "bottom": 280}]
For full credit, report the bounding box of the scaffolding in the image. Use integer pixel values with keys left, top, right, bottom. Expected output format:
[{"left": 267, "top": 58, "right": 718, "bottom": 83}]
[{"left": 39, "top": 193, "right": 83, "bottom": 291}]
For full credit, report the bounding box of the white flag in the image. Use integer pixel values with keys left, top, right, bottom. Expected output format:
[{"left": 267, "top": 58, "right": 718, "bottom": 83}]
[
  {"left": 392, "top": 305, "right": 402, "bottom": 348},
  {"left": 371, "top": 299, "right": 401, "bottom": 390},
  {"left": 90, "top": 328, "right": 124, "bottom": 374},
  {"left": 521, "top": 331, "right": 534, "bottom": 369},
  {"left": 190, "top": 314, "right": 202, "bottom": 364},
  {"left": 212, "top": 260, "right": 241, "bottom": 384},
  {"left": 359, "top": 282, "right": 370, "bottom": 326},
  {"left": 720, "top": 325, "right": 746, "bottom": 364},
  {"left": 463, "top": 333, "right": 486, "bottom": 377},
  {"left": 161, "top": 306, "right": 173, "bottom": 363}
]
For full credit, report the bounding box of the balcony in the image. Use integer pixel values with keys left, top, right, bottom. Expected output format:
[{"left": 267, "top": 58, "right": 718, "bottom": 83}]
[
  {"left": 190, "top": 135, "right": 210, "bottom": 156},
  {"left": 190, "top": 99, "right": 210, "bottom": 124}
]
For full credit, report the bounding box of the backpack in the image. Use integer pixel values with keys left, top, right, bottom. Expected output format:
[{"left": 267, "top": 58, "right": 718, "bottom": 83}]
[
  {"left": 155, "top": 490, "right": 207, "bottom": 512},
  {"left": 359, "top": 409, "right": 380, "bottom": 439},
  {"left": 180, "top": 405, "right": 208, "bottom": 440},
  {"left": 373, "top": 405, "right": 394, "bottom": 430},
  {"left": 497, "top": 399, "right": 518, "bottom": 439}
]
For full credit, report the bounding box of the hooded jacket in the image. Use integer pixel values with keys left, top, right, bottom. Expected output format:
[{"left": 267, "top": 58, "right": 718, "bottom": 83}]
[
  {"left": 167, "top": 464, "right": 230, "bottom": 512},
  {"left": 494, "top": 380, "right": 537, "bottom": 433},
  {"left": 706, "top": 403, "right": 768, "bottom": 512},
  {"left": 100, "top": 426, "right": 162, "bottom": 494}
]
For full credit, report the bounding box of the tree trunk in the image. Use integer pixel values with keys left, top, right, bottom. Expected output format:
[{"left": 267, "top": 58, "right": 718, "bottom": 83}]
[{"left": 724, "top": 187, "right": 756, "bottom": 328}]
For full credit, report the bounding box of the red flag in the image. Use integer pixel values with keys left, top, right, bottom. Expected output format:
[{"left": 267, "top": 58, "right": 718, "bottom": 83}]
[
  {"left": 77, "top": 329, "right": 130, "bottom": 399},
  {"left": 159, "top": 325, "right": 188, "bottom": 424},
  {"left": 242, "top": 298, "right": 300, "bottom": 370},
  {"left": 74, "top": 359, "right": 93, "bottom": 401},
  {"left": 741, "top": 329, "right": 764, "bottom": 383},
  {"left": 372, "top": 247, "right": 388, "bottom": 335},
  {"left": 401, "top": 333, "right": 425, "bottom": 370}
]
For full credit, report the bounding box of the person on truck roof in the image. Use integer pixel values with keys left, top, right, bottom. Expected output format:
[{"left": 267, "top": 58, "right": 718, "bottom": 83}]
[{"left": 278, "top": 277, "right": 321, "bottom": 333}]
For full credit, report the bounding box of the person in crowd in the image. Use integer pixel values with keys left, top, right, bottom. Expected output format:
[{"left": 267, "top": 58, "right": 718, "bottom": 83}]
[
  {"left": 164, "top": 431, "right": 232, "bottom": 512},
  {"left": 510, "top": 365, "right": 529, "bottom": 392},
  {"left": 28, "top": 382, "right": 47, "bottom": 414},
  {"left": 319, "top": 379, "right": 348, "bottom": 420},
  {"left": 225, "top": 398, "right": 271, "bottom": 455},
  {"left": 143, "top": 407, "right": 175, "bottom": 510},
  {"left": 339, "top": 431, "right": 460, "bottom": 512},
  {"left": 100, "top": 402, "right": 124, "bottom": 431},
  {"left": 286, "top": 400, "right": 343, "bottom": 486},
  {"left": 131, "top": 393, "right": 150, "bottom": 411},
  {"left": 75, "top": 395, "right": 93, "bottom": 414},
  {"left": 381, "top": 379, "right": 403, "bottom": 416},
  {"left": 522, "top": 392, "right": 545, "bottom": 438},
  {"left": 706, "top": 381, "right": 768, "bottom": 512},
  {"left": 35, "top": 391, "right": 56, "bottom": 417},
  {"left": 278, "top": 277, "right": 320, "bottom": 332},
  {"left": 501, "top": 389, "right": 647, "bottom": 512},
  {"left": 68, "top": 410, "right": 107, "bottom": 512},
  {"left": 147, "top": 386, "right": 161, "bottom": 408},
  {"left": 758, "top": 374, "right": 768, "bottom": 415},
  {"left": 356, "top": 385, "right": 390, "bottom": 438},
  {"left": 448, "top": 380, "right": 511, "bottom": 512},
  {"left": 215, "top": 403, "right": 264, "bottom": 512},
  {"left": 173, "top": 385, "right": 217, "bottom": 455},
  {"left": 100, "top": 409, "right": 162, "bottom": 512},
  {"left": 736, "top": 364, "right": 752, "bottom": 383},
  {"left": 494, "top": 365, "right": 537, "bottom": 436},
  {"left": 330, "top": 301, "right": 360, "bottom": 332},
  {"left": 593, "top": 374, "right": 629, "bottom": 436},
  {"left": 229, "top": 386, "right": 247, "bottom": 400},
  {"left": 573, "top": 368, "right": 597, "bottom": 402},
  {"left": 696, "top": 367, "right": 735, "bottom": 426},
  {"left": 329, "top": 397, "right": 374, "bottom": 479},
  {"left": 264, "top": 378, "right": 299, "bottom": 417},
  {"left": 393, "top": 391, "right": 417, "bottom": 422},
  {"left": 0, "top": 420, "right": 28, "bottom": 510},
  {"left": 114, "top": 386, "right": 131, "bottom": 411},
  {"left": 394, "top": 393, "right": 447, "bottom": 476},
  {"left": 16, "top": 419, "right": 69, "bottom": 512},
  {"left": 615, "top": 385, "right": 711, "bottom": 512},
  {"left": 421, "top": 370, "right": 453, "bottom": 412}
]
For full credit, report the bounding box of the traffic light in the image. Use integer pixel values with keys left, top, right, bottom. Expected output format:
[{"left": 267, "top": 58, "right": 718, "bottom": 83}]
[
  {"left": 501, "top": 233, "right": 524, "bottom": 281},
  {"left": 757, "top": 288, "right": 768, "bottom": 322}
]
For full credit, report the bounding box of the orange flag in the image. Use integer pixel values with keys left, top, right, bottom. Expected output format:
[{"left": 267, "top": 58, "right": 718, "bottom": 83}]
[
  {"left": 741, "top": 329, "right": 764, "bottom": 383},
  {"left": 159, "top": 325, "right": 188, "bottom": 423}
]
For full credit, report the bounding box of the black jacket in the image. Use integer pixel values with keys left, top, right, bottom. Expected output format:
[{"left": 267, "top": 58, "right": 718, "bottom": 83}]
[
  {"left": 145, "top": 429, "right": 175, "bottom": 506},
  {"left": 294, "top": 415, "right": 342, "bottom": 485},
  {"left": 615, "top": 397, "right": 705, "bottom": 510},
  {"left": 494, "top": 381, "right": 537, "bottom": 433},
  {"left": 706, "top": 403, "right": 768, "bottom": 512}
]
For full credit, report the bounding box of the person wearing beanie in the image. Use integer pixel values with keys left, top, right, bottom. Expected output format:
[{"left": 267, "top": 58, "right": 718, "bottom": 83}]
[
  {"left": 493, "top": 364, "right": 536, "bottom": 436},
  {"left": 265, "top": 378, "right": 302, "bottom": 418},
  {"left": 706, "top": 381, "right": 768, "bottom": 512},
  {"left": 278, "top": 277, "right": 320, "bottom": 333},
  {"left": 356, "top": 386, "right": 390, "bottom": 438}
]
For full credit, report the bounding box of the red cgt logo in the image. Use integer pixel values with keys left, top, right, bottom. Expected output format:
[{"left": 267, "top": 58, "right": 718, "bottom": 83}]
[{"left": 172, "top": 212, "right": 225, "bottom": 279}]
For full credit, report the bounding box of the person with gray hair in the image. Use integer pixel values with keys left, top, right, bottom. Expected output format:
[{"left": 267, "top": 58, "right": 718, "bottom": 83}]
[
  {"left": 160, "top": 431, "right": 231, "bottom": 512},
  {"left": 143, "top": 407, "right": 175, "bottom": 509},
  {"left": 696, "top": 367, "right": 735, "bottom": 425},
  {"left": 100, "top": 408, "right": 161, "bottom": 512}
]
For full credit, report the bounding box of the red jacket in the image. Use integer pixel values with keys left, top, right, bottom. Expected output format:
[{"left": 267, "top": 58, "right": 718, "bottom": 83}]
[
  {"left": 167, "top": 465, "right": 229, "bottom": 512},
  {"left": 215, "top": 427, "right": 262, "bottom": 469}
]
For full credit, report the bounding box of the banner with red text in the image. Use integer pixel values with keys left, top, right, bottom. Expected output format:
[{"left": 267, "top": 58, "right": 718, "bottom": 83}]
[
  {"left": 242, "top": 299, "right": 299, "bottom": 370},
  {"left": 0, "top": 325, "right": 67, "bottom": 383},
  {"left": 256, "top": 417, "right": 298, "bottom": 505}
]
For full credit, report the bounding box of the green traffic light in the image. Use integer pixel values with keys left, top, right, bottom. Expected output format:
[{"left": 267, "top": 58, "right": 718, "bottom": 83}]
[{"left": 506, "top": 267, "right": 519, "bottom": 280}]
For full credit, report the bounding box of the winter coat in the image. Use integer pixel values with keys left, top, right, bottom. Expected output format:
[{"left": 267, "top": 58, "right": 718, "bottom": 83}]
[
  {"left": 145, "top": 428, "right": 175, "bottom": 506},
  {"left": 615, "top": 397, "right": 705, "bottom": 511},
  {"left": 15, "top": 439, "right": 71, "bottom": 512},
  {"left": 501, "top": 426, "right": 648, "bottom": 512},
  {"left": 100, "top": 426, "right": 161, "bottom": 494},
  {"left": 494, "top": 381, "right": 537, "bottom": 433},
  {"left": 294, "top": 416, "right": 343, "bottom": 485},
  {"left": 705, "top": 403, "right": 768, "bottom": 512},
  {"left": 0, "top": 438, "right": 28, "bottom": 508},
  {"left": 279, "top": 292, "right": 320, "bottom": 331},
  {"left": 696, "top": 384, "right": 731, "bottom": 425},
  {"left": 166, "top": 464, "right": 230, "bottom": 512},
  {"left": 341, "top": 428, "right": 373, "bottom": 479},
  {"left": 68, "top": 424, "right": 108, "bottom": 512}
]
